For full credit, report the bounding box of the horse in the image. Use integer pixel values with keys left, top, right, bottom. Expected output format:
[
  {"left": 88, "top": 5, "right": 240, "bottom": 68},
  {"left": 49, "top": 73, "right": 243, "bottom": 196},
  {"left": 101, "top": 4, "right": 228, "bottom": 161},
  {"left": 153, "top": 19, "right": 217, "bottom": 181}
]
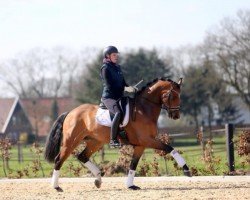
[{"left": 44, "top": 77, "right": 191, "bottom": 191}]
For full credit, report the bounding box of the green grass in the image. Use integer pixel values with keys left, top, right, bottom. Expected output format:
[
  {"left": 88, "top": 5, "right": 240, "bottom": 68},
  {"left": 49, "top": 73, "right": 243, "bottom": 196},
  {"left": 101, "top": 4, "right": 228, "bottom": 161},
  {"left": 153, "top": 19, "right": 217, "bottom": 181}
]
[{"left": 0, "top": 135, "right": 249, "bottom": 178}]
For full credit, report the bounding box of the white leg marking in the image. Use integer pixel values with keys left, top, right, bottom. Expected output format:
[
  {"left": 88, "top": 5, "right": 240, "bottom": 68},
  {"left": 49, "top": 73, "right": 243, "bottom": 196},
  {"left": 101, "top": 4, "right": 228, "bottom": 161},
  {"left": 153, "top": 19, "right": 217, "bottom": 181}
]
[
  {"left": 84, "top": 161, "right": 101, "bottom": 181},
  {"left": 170, "top": 149, "right": 186, "bottom": 167},
  {"left": 126, "top": 170, "right": 136, "bottom": 188},
  {"left": 51, "top": 170, "right": 60, "bottom": 188}
]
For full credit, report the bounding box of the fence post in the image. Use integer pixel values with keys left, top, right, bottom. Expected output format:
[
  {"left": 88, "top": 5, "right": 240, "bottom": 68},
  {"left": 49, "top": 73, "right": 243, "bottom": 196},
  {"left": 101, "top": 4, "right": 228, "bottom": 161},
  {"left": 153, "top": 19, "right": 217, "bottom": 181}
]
[
  {"left": 225, "top": 123, "right": 235, "bottom": 172},
  {"left": 199, "top": 126, "right": 205, "bottom": 157},
  {"left": 17, "top": 141, "right": 23, "bottom": 163}
]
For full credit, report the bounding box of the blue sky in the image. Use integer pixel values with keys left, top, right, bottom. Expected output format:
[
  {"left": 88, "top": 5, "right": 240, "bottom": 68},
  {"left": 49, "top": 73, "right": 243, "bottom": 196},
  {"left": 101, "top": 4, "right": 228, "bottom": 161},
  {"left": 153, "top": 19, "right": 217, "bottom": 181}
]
[{"left": 0, "top": 0, "right": 250, "bottom": 61}]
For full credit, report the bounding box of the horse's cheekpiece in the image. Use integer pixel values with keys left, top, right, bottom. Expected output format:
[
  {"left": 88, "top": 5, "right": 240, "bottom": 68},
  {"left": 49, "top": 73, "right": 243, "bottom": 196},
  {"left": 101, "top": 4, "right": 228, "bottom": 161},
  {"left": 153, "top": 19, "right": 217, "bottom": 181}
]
[{"left": 95, "top": 100, "right": 129, "bottom": 127}]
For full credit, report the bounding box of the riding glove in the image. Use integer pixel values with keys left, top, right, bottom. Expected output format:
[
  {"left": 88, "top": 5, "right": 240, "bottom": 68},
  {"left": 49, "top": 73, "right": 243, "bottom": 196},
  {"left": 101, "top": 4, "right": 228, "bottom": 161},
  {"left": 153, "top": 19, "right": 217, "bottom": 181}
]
[{"left": 124, "top": 86, "right": 137, "bottom": 93}]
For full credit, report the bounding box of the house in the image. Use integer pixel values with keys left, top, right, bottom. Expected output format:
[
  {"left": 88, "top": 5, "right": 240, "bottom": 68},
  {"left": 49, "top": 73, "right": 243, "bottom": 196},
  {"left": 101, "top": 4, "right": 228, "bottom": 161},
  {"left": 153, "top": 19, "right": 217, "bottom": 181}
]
[
  {"left": 20, "top": 97, "right": 78, "bottom": 139},
  {"left": 232, "top": 97, "right": 250, "bottom": 124},
  {"left": 0, "top": 98, "right": 33, "bottom": 143}
]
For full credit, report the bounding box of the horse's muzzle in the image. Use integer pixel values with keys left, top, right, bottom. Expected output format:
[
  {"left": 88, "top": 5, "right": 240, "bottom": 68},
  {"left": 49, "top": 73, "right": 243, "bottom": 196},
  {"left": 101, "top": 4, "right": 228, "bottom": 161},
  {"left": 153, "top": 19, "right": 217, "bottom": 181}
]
[{"left": 168, "top": 110, "right": 180, "bottom": 120}]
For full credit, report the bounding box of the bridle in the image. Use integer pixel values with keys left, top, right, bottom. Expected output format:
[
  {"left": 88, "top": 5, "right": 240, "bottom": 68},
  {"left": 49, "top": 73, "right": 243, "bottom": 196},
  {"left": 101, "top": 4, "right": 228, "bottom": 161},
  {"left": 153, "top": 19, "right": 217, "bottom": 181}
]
[
  {"left": 161, "top": 87, "right": 180, "bottom": 112},
  {"left": 141, "top": 86, "right": 180, "bottom": 112}
]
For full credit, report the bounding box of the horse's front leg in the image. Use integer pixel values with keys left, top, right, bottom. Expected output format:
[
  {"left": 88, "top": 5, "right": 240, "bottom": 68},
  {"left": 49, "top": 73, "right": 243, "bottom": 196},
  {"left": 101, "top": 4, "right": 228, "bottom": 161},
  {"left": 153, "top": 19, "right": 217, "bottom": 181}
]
[
  {"left": 126, "top": 146, "right": 145, "bottom": 190},
  {"left": 142, "top": 138, "right": 192, "bottom": 177}
]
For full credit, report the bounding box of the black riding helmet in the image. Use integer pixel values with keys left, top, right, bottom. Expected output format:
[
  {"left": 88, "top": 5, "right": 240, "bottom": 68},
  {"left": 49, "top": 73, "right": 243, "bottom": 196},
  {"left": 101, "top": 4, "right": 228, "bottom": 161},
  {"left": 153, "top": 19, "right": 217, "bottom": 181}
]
[{"left": 103, "top": 46, "right": 119, "bottom": 58}]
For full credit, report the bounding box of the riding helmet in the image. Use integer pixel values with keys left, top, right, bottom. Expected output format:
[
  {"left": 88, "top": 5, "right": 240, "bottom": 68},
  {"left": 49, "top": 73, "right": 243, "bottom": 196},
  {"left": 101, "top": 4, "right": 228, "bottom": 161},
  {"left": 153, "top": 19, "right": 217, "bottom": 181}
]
[{"left": 103, "top": 46, "right": 119, "bottom": 58}]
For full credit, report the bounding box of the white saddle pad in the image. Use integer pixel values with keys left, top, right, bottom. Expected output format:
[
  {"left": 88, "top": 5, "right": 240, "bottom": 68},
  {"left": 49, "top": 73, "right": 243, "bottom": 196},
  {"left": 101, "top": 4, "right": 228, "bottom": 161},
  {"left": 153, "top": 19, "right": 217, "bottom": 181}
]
[{"left": 95, "top": 103, "right": 129, "bottom": 127}]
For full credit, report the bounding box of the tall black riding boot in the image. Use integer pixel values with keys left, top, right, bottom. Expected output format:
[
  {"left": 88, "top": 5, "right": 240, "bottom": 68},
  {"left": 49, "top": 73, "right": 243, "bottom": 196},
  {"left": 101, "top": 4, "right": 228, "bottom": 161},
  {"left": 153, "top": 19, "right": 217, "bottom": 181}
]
[{"left": 109, "top": 112, "right": 122, "bottom": 148}]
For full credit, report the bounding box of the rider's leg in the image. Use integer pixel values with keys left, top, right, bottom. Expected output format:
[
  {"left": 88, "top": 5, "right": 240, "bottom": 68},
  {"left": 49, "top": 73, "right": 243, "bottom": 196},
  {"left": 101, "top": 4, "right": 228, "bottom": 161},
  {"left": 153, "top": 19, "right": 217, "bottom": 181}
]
[
  {"left": 102, "top": 98, "right": 123, "bottom": 148},
  {"left": 110, "top": 112, "right": 122, "bottom": 147}
]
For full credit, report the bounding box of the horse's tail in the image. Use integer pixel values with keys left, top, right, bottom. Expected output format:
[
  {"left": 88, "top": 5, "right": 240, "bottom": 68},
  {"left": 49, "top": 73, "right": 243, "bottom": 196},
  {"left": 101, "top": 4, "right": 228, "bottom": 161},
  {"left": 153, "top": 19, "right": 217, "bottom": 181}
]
[{"left": 44, "top": 112, "right": 69, "bottom": 163}]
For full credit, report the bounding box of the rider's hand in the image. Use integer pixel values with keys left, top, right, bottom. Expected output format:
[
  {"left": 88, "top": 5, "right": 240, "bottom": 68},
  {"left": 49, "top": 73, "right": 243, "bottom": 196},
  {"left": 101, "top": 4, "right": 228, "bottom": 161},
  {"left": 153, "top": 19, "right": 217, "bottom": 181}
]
[{"left": 124, "top": 86, "right": 137, "bottom": 93}]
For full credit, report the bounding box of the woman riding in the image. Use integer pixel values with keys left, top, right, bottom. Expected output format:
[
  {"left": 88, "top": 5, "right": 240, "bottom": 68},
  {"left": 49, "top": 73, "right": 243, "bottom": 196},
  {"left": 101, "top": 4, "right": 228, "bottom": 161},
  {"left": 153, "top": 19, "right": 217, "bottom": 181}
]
[{"left": 100, "top": 46, "right": 135, "bottom": 148}]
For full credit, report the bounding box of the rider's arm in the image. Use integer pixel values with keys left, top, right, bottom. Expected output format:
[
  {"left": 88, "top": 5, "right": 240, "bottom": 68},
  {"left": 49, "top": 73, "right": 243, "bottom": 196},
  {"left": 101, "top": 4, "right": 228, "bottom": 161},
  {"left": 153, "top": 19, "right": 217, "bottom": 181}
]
[{"left": 101, "top": 66, "right": 113, "bottom": 89}]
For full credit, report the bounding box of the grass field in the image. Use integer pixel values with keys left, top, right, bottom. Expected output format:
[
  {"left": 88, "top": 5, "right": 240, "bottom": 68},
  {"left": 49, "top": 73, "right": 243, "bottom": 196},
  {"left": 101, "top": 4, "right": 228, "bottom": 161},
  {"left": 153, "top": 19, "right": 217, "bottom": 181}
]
[{"left": 0, "top": 135, "right": 249, "bottom": 178}]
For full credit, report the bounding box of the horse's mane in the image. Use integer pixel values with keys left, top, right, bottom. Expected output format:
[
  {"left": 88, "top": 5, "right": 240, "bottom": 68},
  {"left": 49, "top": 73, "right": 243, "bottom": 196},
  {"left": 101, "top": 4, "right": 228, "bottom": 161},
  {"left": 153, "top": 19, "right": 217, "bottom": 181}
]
[{"left": 137, "top": 77, "right": 180, "bottom": 94}]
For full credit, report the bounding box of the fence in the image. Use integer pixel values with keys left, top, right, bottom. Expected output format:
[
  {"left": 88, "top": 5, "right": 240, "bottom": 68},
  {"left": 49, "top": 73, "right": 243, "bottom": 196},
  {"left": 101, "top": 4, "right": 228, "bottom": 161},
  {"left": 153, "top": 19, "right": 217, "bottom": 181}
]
[
  {"left": 161, "top": 123, "right": 250, "bottom": 173},
  {"left": 1, "top": 123, "right": 249, "bottom": 178}
]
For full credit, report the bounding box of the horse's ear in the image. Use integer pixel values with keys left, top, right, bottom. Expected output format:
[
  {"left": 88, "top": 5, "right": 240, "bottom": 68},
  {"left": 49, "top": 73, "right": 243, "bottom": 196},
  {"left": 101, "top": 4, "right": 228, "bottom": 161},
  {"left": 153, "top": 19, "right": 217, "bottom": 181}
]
[{"left": 178, "top": 78, "right": 183, "bottom": 86}]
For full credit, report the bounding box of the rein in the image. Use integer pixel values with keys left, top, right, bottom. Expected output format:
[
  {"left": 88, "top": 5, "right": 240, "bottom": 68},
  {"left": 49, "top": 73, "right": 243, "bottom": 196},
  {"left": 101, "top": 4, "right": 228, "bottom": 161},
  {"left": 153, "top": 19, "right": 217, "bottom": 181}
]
[{"left": 141, "top": 96, "right": 161, "bottom": 106}]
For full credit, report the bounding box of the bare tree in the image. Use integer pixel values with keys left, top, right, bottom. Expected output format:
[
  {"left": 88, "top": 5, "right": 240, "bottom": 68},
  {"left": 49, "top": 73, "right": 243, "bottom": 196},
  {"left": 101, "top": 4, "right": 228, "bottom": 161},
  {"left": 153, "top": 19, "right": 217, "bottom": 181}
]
[
  {"left": 204, "top": 10, "right": 250, "bottom": 110},
  {"left": 0, "top": 47, "right": 84, "bottom": 98}
]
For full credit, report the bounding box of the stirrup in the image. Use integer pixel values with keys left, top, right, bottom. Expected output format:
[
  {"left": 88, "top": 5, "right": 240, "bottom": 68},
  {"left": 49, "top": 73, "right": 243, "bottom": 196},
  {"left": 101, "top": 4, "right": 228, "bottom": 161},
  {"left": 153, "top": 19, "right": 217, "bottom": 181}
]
[{"left": 109, "top": 140, "right": 121, "bottom": 148}]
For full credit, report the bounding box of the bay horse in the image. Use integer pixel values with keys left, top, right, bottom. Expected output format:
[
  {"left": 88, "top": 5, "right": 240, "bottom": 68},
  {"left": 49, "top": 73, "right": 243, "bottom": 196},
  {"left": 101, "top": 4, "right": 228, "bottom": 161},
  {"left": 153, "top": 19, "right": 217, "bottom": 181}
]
[{"left": 44, "top": 77, "right": 191, "bottom": 191}]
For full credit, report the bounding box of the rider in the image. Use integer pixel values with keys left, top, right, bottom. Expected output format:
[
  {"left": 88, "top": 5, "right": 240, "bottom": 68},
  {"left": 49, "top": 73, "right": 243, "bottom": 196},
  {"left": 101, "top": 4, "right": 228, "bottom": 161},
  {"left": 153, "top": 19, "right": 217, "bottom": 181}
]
[{"left": 100, "top": 46, "right": 135, "bottom": 148}]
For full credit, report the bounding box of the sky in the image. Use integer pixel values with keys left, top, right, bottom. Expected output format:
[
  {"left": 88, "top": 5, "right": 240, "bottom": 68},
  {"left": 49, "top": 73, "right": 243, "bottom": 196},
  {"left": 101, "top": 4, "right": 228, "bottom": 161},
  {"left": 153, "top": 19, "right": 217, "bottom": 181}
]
[{"left": 0, "top": 0, "right": 250, "bottom": 61}]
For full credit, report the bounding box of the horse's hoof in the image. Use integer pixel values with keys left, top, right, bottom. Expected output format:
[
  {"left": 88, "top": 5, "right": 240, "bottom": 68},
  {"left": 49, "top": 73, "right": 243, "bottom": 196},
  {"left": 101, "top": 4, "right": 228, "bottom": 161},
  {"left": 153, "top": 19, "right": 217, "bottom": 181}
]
[
  {"left": 55, "top": 186, "right": 63, "bottom": 192},
  {"left": 128, "top": 185, "right": 141, "bottom": 190},
  {"left": 94, "top": 179, "right": 102, "bottom": 188},
  {"left": 184, "top": 170, "right": 192, "bottom": 177}
]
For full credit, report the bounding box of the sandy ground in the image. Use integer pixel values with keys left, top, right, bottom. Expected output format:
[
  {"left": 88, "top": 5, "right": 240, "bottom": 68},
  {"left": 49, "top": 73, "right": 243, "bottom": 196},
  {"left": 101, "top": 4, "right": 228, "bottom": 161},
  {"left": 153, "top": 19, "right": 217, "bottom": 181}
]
[{"left": 0, "top": 176, "right": 249, "bottom": 200}]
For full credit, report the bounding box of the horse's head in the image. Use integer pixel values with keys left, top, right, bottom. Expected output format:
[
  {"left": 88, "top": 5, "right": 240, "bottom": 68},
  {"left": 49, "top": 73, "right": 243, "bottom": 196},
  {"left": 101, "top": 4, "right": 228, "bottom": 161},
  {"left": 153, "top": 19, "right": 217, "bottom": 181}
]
[
  {"left": 140, "top": 78, "right": 183, "bottom": 120},
  {"left": 160, "top": 78, "right": 183, "bottom": 120}
]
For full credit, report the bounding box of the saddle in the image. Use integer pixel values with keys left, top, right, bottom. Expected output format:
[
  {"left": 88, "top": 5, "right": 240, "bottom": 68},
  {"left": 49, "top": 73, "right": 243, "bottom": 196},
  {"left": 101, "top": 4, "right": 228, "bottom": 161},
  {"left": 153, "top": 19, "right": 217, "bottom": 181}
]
[{"left": 96, "top": 97, "right": 130, "bottom": 127}]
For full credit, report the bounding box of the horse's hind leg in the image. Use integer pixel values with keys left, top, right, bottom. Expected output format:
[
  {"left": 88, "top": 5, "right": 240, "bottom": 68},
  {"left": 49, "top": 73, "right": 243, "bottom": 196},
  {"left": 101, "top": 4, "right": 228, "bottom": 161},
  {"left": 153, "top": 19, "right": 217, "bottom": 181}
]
[
  {"left": 52, "top": 132, "right": 84, "bottom": 191},
  {"left": 77, "top": 138, "right": 104, "bottom": 188}
]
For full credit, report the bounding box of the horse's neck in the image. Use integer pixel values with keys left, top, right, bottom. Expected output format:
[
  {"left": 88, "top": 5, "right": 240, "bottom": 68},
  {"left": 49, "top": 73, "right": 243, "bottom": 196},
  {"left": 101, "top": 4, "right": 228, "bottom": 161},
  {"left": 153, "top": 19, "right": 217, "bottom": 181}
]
[
  {"left": 137, "top": 87, "right": 162, "bottom": 122},
  {"left": 142, "top": 83, "right": 162, "bottom": 103}
]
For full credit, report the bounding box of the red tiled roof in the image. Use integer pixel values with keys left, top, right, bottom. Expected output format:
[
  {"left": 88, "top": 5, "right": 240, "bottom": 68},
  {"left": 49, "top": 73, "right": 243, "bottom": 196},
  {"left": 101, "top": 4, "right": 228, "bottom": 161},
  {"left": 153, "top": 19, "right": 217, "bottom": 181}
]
[
  {"left": 0, "top": 98, "right": 17, "bottom": 133},
  {"left": 20, "top": 97, "right": 78, "bottom": 137}
]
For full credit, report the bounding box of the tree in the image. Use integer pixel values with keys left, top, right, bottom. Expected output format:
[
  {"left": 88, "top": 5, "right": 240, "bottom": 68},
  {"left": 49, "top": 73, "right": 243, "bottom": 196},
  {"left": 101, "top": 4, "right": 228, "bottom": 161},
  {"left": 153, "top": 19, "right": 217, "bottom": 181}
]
[
  {"left": 201, "top": 56, "right": 241, "bottom": 126},
  {"left": 181, "top": 66, "right": 208, "bottom": 128},
  {"left": 75, "top": 52, "right": 103, "bottom": 104},
  {"left": 0, "top": 47, "right": 83, "bottom": 98},
  {"left": 181, "top": 55, "right": 241, "bottom": 128},
  {"left": 204, "top": 10, "right": 250, "bottom": 110},
  {"left": 121, "top": 48, "right": 173, "bottom": 86}
]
